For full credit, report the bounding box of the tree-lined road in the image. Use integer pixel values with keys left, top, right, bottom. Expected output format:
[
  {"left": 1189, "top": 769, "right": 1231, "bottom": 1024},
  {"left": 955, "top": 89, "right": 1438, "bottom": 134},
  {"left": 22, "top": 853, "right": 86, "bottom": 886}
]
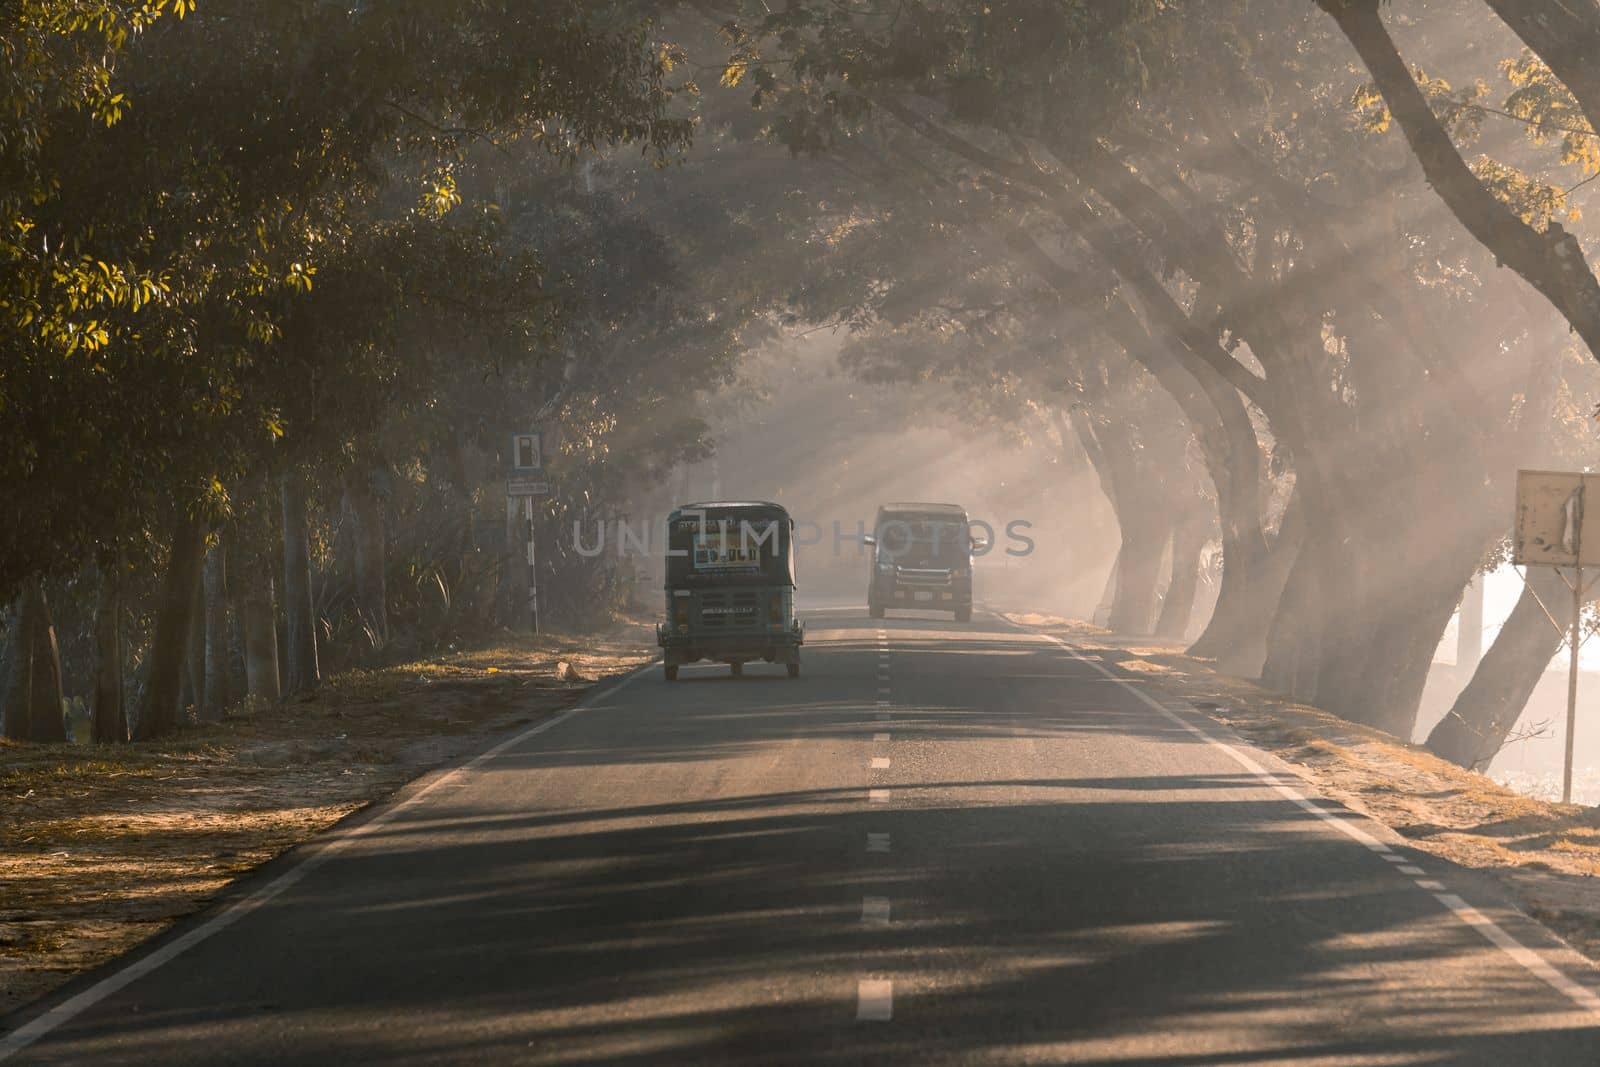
[{"left": 4, "top": 610, "right": 1599, "bottom": 1065}]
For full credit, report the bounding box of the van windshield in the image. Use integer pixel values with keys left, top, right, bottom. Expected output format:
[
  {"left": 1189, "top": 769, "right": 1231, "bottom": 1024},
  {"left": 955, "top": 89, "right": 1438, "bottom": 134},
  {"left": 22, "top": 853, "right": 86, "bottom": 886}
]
[{"left": 875, "top": 519, "right": 969, "bottom": 566}]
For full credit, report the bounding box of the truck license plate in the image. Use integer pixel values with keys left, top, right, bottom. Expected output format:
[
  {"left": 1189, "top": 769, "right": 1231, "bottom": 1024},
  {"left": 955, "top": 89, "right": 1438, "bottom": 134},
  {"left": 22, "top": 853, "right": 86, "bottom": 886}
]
[{"left": 914, "top": 591, "right": 933, "bottom": 602}]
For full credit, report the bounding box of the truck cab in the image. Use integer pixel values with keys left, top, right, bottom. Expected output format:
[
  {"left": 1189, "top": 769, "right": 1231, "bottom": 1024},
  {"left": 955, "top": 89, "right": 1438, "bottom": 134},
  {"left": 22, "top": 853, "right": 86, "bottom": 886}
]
[{"left": 864, "top": 502, "right": 980, "bottom": 622}]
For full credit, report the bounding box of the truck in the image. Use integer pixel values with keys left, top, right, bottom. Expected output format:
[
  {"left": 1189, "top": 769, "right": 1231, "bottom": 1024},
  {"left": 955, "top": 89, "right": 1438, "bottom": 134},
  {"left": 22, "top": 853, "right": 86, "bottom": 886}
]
[{"left": 863, "top": 502, "right": 982, "bottom": 622}]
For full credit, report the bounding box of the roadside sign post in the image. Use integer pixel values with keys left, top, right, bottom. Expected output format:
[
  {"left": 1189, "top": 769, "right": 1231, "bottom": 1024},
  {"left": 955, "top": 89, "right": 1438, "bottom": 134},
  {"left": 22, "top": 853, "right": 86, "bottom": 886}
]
[
  {"left": 508, "top": 432, "right": 549, "bottom": 635},
  {"left": 1566, "top": 487, "right": 1582, "bottom": 806},
  {"left": 1513, "top": 470, "right": 1600, "bottom": 803}
]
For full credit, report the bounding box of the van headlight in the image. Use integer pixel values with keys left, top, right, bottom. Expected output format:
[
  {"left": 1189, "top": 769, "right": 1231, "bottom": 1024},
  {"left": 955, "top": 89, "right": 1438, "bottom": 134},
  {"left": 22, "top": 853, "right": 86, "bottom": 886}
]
[{"left": 877, "top": 560, "right": 896, "bottom": 573}]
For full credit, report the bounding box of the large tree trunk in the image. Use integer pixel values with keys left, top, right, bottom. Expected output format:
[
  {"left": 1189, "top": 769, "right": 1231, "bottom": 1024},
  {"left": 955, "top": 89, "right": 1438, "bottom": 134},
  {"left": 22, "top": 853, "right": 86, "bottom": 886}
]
[
  {"left": 135, "top": 514, "right": 209, "bottom": 740},
  {"left": 344, "top": 471, "right": 389, "bottom": 649},
  {"left": 1285, "top": 467, "right": 1492, "bottom": 740},
  {"left": 1203, "top": 492, "right": 1305, "bottom": 675},
  {"left": 1193, "top": 487, "right": 1306, "bottom": 676},
  {"left": 1108, "top": 524, "right": 1168, "bottom": 636},
  {"left": 1092, "top": 547, "right": 1120, "bottom": 628},
  {"left": 281, "top": 469, "right": 320, "bottom": 698},
  {"left": 1324, "top": 580, "right": 1460, "bottom": 739},
  {"left": 92, "top": 559, "right": 128, "bottom": 744},
  {"left": 25, "top": 581, "right": 66, "bottom": 743},
  {"left": 1, "top": 578, "right": 68, "bottom": 743},
  {"left": 1096, "top": 286, "right": 1275, "bottom": 659},
  {"left": 184, "top": 572, "right": 205, "bottom": 717},
  {"left": 0, "top": 602, "right": 19, "bottom": 740},
  {"left": 242, "top": 575, "right": 282, "bottom": 704},
  {"left": 1014, "top": 223, "right": 1279, "bottom": 648},
  {"left": 226, "top": 535, "right": 248, "bottom": 702},
  {"left": 1428, "top": 567, "right": 1571, "bottom": 769},
  {"left": 1155, "top": 518, "right": 1210, "bottom": 640},
  {"left": 201, "top": 534, "right": 230, "bottom": 719},
  {"left": 1260, "top": 517, "right": 1331, "bottom": 702}
]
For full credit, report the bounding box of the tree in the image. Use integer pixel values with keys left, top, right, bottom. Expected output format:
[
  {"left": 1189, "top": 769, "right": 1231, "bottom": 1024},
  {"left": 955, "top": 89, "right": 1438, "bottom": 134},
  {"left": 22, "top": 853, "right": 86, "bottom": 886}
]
[
  {"left": 707, "top": 0, "right": 1570, "bottom": 739},
  {"left": 0, "top": 2, "right": 698, "bottom": 734}
]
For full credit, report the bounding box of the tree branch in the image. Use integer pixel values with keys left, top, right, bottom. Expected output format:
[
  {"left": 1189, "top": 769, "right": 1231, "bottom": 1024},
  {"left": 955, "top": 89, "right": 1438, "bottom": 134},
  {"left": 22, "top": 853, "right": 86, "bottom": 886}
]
[
  {"left": 873, "top": 95, "right": 1275, "bottom": 414},
  {"left": 1316, "top": 0, "right": 1600, "bottom": 365}
]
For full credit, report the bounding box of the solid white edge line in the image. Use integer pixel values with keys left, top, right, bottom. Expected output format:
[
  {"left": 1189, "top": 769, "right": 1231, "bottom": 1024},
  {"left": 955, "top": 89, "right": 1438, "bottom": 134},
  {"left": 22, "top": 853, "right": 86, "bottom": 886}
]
[
  {"left": 0, "top": 660, "right": 656, "bottom": 1061},
  {"left": 996, "top": 613, "right": 1600, "bottom": 1019},
  {"left": 1434, "top": 894, "right": 1600, "bottom": 1012}
]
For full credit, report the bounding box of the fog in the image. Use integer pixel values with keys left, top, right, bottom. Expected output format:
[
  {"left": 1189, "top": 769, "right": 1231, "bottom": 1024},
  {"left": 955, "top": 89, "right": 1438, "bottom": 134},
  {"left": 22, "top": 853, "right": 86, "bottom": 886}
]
[{"left": 640, "top": 335, "right": 1122, "bottom": 616}]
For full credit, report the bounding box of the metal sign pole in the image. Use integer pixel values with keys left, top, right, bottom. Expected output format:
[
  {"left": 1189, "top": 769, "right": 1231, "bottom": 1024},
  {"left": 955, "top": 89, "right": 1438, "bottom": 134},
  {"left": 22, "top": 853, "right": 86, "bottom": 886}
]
[
  {"left": 1567, "top": 564, "right": 1580, "bottom": 804},
  {"left": 507, "top": 428, "right": 548, "bottom": 637},
  {"left": 1565, "top": 483, "right": 1584, "bottom": 805},
  {"left": 1515, "top": 470, "right": 1600, "bottom": 805},
  {"left": 525, "top": 495, "right": 540, "bottom": 636}
]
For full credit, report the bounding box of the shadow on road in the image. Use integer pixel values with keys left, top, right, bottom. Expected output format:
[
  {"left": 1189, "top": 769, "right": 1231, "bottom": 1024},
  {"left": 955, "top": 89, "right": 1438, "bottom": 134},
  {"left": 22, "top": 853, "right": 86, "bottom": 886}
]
[{"left": 12, "top": 611, "right": 1597, "bottom": 1066}]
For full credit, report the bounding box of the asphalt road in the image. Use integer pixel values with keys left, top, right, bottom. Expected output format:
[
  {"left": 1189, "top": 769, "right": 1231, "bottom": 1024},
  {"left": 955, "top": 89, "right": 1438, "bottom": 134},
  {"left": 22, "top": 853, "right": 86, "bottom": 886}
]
[{"left": 5, "top": 608, "right": 1600, "bottom": 1065}]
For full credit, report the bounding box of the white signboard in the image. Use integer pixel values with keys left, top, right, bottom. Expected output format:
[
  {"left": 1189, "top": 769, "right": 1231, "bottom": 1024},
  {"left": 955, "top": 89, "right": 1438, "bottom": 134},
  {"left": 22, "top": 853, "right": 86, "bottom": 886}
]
[
  {"left": 511, "top": 432, "right": 544, "bottom": 472},
  {"left": 507, "top": 476, "right": 550, "bottom": 498},
  {"left": 1514, "top": 469, "right": 1600, "bottom": 566}
]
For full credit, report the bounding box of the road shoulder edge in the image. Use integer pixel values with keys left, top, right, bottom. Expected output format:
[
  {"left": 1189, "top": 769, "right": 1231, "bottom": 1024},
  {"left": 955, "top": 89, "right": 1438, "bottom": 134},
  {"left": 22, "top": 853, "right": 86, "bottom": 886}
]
[
  {"left": 0, "top": 655, "right": 658, "bottom": 1060},
  {"left": 993, "top": 609, "right": 1600, "bottom": 1018}
]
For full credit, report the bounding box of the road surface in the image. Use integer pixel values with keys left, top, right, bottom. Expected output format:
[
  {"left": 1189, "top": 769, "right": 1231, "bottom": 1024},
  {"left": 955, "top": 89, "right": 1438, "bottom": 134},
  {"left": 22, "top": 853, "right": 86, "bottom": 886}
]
[{"left": 4, "top": 609, "right": 1599, "bottom": 1065}]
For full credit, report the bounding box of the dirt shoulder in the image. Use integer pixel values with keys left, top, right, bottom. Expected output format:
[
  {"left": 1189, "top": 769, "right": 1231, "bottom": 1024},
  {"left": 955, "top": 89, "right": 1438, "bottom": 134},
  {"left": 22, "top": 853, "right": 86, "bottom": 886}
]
[
  {"left": 1001, "top": 612, "right": 1600, "bottom": 966},
  {"left": 0, "top": 622, "right": 656, "bottom": 1017}
]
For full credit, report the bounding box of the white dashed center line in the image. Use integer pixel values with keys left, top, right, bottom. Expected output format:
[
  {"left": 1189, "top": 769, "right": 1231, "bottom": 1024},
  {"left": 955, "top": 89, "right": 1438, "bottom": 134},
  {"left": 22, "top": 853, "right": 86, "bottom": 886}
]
[
  {"left": 857, "top": 979, "right": 893, "bottom": 1020},
  {"left": 858, "top": 625, "right": 895, "bottom": 1025}
]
